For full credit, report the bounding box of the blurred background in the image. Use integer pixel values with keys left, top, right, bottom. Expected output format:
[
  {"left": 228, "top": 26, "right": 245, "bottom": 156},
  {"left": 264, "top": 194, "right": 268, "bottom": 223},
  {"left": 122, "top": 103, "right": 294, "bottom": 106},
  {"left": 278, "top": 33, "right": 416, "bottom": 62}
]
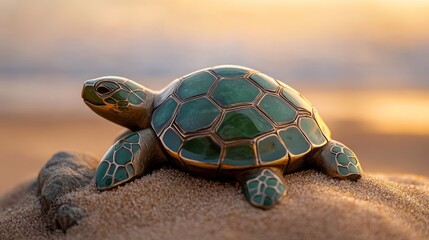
[{"left": 1, "top": 0, "right": 428, "bottom": 194}]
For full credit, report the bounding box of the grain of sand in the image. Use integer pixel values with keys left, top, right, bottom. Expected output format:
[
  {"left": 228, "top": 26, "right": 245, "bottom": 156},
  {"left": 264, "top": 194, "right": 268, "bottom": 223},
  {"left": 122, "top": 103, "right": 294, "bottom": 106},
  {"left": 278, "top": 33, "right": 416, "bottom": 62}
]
[{"left": 1, "top": 169, "right": 428, "bottom": 240}]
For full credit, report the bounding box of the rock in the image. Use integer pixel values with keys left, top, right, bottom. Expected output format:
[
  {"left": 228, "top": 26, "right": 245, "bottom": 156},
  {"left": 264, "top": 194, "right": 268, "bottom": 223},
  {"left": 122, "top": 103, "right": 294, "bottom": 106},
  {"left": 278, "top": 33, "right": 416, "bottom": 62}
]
[
  {"left": 37, "top": 152, "right": 98, "bottom": 231},
  {"left": 57, "top": 204, "right": 87, "bottom": 233}
]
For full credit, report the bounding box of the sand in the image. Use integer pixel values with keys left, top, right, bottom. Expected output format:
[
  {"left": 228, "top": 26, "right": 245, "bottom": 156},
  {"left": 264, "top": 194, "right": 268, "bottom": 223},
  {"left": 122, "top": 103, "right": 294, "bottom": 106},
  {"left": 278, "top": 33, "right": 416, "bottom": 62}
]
[{"left": 1, "top": 169, "right": 428, "bottom": 240}]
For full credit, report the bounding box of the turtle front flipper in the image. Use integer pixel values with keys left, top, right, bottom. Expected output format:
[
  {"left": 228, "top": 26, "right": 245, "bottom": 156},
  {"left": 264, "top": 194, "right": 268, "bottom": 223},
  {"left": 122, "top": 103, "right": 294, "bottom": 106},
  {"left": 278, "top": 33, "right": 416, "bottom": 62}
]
[
  {"left": 238, "top": 168, "right": 287, "bottom": 209},
  {"left": 313, "top": 140, "right": 363, "bottom": 180},
  {"left": 95, "top": 128, "right": 166, "bottom": 190}
]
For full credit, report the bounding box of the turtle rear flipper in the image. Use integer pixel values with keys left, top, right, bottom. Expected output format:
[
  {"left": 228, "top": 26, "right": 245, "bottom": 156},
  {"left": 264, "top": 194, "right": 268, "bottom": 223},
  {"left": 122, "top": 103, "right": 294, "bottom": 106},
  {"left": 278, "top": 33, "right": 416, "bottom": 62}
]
[
  {"left": 95, "top": 129, "right": 166, "bottom": 190},
  {"left": 238, "top": 168, "right": 287, "bottom": 209},
  {"left": 313, "top": 141, "right": 363, "bottom": 180}
]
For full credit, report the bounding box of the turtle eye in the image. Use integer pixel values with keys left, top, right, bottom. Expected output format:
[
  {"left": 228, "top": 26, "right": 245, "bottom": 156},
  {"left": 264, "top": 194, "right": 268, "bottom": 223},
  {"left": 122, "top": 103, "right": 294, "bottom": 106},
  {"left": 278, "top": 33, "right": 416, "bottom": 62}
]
[
  {"left": 96, "top": 82, "right": 119, "bottom": 95},
  {"left": 96, "top": 86, "right": 110, "bottom": 94}
]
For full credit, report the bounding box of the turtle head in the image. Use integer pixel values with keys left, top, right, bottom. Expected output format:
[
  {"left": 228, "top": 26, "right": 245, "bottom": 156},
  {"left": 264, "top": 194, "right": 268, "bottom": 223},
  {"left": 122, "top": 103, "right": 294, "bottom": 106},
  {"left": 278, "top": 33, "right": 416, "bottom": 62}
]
[{"left": 82, "top": 76, "right": 155, "bottom": 130}]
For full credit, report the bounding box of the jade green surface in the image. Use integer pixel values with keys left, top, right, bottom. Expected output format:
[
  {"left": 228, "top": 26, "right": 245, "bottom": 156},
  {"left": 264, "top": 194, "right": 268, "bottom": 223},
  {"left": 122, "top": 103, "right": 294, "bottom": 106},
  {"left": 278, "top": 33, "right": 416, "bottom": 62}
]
[
  {"left": 259, "top": 95, "right": 297, "bottom": 124},
  {"left": 243, "top": 169, "right": 286, "bottom": 208},
  {"left": 176, "top": 98, "right": 220, "bottom": 132},
  {"left": 96, "top": 132, "right": 141, "bottom": 189},
  {"left": 329, "top": 142, "right": 362, "bottom": 176},
  {"left": 152, "top": 98, "right": 178, "bottom": 134},
  {"left": 223, "top": 144, "right": 256, "bottom": 167},
  {"left": 181, "top": 136, "right": 221, "bottom": 164},
  {"left": 279, "top": 127, "right": 311, "bottom": 156},
  {"left": 177, "top": 72, "right": 216, "bottom": 100},
  {"left": 83, "top": 86, "right": 104, "bottom": 106},
  {"left": 217, "top": 108, "right": 273, "bottom": 141},
  {"left": 250, "top": 72, "right": 278, "bottom": 92},
  {"left": 299, "top": 118, "right": 326, "bottom": 146},
  {"left": 257, "top": 135, "right": 287, "bottom": 163},
  {"left": 281, "top": 87, "right": 312, "bottom": 112},
  {"left": 213, "top": 79, "right": 260, "bottom": 107},
  {"left": 162, "top": 128, "right": 183, "bottom": 152}
]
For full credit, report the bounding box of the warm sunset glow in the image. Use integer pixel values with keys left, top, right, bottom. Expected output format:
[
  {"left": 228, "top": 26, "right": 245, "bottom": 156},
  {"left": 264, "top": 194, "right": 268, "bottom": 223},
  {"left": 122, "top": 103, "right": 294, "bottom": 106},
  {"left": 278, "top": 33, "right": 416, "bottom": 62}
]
[
  {"left": 306, "top": 90, "right": 429, "bottom": 135},
  {"left": 366, "top": 93, "right": 429, "bottom": 135}
]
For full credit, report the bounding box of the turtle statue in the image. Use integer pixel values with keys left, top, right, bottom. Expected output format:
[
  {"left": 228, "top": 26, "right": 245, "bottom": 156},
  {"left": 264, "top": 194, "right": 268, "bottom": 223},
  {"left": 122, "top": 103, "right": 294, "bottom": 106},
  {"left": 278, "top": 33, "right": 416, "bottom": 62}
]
[{"left": 82, "top": 65, "right": 363, "bottom": 209}]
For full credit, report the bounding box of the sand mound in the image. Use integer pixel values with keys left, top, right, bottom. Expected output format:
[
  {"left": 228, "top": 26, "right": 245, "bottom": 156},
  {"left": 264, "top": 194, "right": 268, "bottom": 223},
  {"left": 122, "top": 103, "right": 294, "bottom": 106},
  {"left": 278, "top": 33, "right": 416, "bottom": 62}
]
[{"left": 1, "top": 169, "right": 428, "bottom": 240}]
